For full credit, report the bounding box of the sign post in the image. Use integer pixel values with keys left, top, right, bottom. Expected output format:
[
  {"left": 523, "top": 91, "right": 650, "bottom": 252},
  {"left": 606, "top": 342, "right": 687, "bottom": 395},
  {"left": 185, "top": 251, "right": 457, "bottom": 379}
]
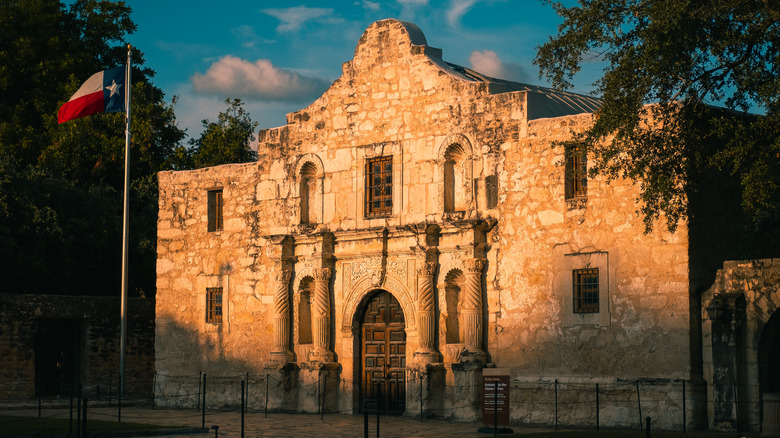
[{"left": 478, "top": 368, "right": 513, "bottom": 434}]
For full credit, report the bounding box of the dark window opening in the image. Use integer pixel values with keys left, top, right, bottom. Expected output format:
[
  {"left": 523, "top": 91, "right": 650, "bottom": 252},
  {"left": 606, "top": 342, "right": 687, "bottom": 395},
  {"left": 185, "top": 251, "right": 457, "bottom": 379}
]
[
  {"left": 207, "top": 189, "right": 223, "bottom": 232},
  {"left": 365, "top": 156, "right": 393, "bottom": 217},
  {"left": 573, "top": 268, "right": 599, "bottom": 313},
  {"left": 565, "top": 145, "right": 587, "bottom": 199},
  {"left": 206, "top": 287, "right": 223, "bottom": 323}
]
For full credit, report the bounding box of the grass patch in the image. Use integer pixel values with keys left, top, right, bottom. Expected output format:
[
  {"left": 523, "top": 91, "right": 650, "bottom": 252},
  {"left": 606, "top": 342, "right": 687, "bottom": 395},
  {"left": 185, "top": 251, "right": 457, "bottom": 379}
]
[{"left": 0, "top": 414, "right": 176, "bottom": 436}]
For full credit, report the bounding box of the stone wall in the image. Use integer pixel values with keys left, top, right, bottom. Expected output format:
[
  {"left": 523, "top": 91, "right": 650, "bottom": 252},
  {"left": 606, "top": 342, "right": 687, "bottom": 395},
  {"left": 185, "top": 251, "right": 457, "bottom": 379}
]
[
  {"left": 0, "top": 294, "right": 155, "bottom": 400},
  {"left": 702, "top": 259, "right": 780, "bottom": 432},
  {"left": 156, "top": 19, "right": 702, "bottom": 429}
]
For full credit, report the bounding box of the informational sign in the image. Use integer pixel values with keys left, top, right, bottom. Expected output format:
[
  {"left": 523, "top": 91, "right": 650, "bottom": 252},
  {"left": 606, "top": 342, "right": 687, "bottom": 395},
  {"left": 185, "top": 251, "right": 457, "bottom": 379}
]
[{"left": 482, "top": 368, "right": 510, "bottom": 426}]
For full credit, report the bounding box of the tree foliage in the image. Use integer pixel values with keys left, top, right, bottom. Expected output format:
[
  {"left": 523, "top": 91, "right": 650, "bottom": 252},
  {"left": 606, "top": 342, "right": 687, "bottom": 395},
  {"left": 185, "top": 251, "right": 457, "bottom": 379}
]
[
  {"left": 0, "top": 0, "right": 185, "bottom": 297},
  {"left": 535, "top": 0, "right": 780, "bottom": 232},
  {"left": 190, "top": 98, "right": 258, "bottom": 168}
]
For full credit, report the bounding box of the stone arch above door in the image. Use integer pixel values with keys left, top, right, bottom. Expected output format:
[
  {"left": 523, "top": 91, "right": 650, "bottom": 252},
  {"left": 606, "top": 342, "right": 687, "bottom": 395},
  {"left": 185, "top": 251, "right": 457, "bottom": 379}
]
[{"left": 342, "top": 274, "right": 415, "bottom": 332}]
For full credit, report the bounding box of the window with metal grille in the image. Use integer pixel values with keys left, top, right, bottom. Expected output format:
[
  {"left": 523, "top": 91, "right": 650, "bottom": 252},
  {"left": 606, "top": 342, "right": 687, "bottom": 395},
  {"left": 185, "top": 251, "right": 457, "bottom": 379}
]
[
  {"left": 573, "top": 268, "right": 599, "bottom": 313},
  {"left": 207, "top": 189, "right": 223, "bottom": 232},
  {"left": 565, "top": 145, "right": 587, "bottom": 199},
  {"left": 206, "top": 287, "right": 223, "bottom": 323},
  {"left": 365, "top": 156, "right": 393, "bottom": 217}
]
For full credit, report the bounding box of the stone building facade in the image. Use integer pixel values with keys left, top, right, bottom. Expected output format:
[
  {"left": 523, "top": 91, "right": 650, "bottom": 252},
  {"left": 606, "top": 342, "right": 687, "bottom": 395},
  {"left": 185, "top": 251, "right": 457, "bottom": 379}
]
[{"left": 155, "top": 19, "right": 777, "bottom": 431}]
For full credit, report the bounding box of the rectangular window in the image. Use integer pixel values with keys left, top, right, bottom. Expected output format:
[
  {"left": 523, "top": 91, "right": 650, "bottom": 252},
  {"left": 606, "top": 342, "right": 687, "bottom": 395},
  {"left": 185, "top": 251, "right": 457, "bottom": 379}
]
[
  {"left": 206, "top": 287, "right": 223, "bottom": 323},
  {"left": 207, "top": 189, "right": 223, "bottom": 232},
  {"left": 365, "top": 156, "right": 393, "bottom": 217},
  {"left": 573, "top": 268, "right": 599, "bottom": 313},
  {"left": 565, "top": 145, "right": 587, "bottom": 199}
]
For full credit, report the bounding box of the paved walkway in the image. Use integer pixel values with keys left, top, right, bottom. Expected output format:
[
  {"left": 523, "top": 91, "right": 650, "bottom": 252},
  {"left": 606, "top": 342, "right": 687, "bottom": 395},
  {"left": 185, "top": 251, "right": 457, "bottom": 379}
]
[{"left": 2, "top": 406, "right": 546, "bottom": 437}]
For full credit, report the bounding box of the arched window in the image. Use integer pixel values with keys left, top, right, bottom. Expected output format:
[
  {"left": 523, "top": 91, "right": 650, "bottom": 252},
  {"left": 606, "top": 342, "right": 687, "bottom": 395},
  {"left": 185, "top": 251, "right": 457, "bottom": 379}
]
[
  {"left": 299, "top": 162, "right": 318, "bottom": 224},
  {"left": 444, "top": 269, "right": 464, "bottom": 344}
]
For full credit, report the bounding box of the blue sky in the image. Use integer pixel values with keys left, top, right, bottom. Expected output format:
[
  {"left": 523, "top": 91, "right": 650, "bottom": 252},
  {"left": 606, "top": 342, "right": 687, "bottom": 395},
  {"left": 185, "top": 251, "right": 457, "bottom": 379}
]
[{"left": 126, "top": 0, "right": 596, "bottom": 139}]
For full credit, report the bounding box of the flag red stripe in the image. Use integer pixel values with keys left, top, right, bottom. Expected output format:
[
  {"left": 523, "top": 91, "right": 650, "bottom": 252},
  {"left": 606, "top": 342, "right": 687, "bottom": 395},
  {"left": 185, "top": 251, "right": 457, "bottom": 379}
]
[{"left": 58, "top": 90, "right": 104, "bottom": 124}]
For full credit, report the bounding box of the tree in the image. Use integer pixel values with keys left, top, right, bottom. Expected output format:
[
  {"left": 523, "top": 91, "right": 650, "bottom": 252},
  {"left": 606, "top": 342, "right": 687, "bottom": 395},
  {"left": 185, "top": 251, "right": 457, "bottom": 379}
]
[
  {"left": 0, "top": 0, "right": 185, "bottom": 297},
  {"left": 190, "top": 98, "right": 258, "bottom": 168},
  {"left": 535, "top": 0, "right": 780, "bottom": 232}
]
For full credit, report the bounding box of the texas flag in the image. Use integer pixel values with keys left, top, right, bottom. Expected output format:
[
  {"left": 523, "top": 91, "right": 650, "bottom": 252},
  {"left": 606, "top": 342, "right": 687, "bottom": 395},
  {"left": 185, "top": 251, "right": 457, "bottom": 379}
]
[{"left": 58, "top": 66, "right": 125, "bottom": 124}]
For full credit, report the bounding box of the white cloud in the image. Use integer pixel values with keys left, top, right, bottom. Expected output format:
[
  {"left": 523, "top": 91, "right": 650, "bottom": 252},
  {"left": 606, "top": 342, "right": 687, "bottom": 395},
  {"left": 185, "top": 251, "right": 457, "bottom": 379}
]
[
  {"left": 360, "top": 0, "right": 381, "bottom": 11},
  {"left": 231, "top": 25, "right": 272, "bottom": 48},
  {"left": 191, "top": 55, "right": 330, "bottom": 102},
  {"left": 446, "top": 0, "right": 479, "bottom": 28},
  {"left": 469, "top": 50, "right": 532, "bottom": 83},
  {"left": 261, "top": 6, "right": 333, "bottom": 32}
]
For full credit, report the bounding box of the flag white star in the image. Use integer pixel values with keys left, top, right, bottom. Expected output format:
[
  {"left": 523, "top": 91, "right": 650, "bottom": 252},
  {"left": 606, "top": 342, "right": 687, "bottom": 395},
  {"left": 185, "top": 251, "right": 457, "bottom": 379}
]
[{"left": 106, "top": 80, "right": 122, "bottom": 97}]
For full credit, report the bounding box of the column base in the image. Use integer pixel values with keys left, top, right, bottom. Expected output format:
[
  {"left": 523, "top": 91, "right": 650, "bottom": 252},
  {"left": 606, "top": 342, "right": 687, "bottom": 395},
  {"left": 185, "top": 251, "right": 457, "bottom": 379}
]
[
  {"left": 270, "top": 350, "right": 295, "bottom": 364},
  {"left": 308, "top": 347, "right": 335, "bottom": 364},
  {"left": 414, "top": 349, "right": 441, "bottom": 365}
]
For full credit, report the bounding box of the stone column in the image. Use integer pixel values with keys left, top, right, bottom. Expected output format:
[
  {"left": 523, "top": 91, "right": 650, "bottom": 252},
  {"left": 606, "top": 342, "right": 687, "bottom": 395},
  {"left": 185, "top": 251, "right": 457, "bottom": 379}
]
[
  {"left": 461, "top": 258, "right": 485, "bottom": 360},
  {"left": 415, "top": 261, "right": 439, "bottom": 363},
  {"left": 309, "top": 267, "right": 334, "bottom": 362},
  {"left": 271, "top": 262, "right": 294, "bottom": 363}
]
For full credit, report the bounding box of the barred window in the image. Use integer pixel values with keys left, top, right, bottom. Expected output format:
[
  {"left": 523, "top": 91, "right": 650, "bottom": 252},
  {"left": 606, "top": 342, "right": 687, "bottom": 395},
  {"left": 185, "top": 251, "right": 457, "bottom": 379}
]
[
  {"left": 565, "top": 145, "right": 587, "bottom": 199},
  {"left": 573, "top": 269, "right": 599, "bottom": 313},
  {"left": 206, "top": 287, "right": 223, "bottom": 323},
  {"left": 365, "top": 156, "right": 393, "bottom": 217},
  {"left": 207, "top": 189, "right": 223, "bottom": 232}
]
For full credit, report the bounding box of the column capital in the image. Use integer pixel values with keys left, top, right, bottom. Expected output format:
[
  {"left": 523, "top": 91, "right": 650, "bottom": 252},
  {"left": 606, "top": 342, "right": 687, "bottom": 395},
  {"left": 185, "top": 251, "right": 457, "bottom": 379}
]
[
  {"left": 417, "top": 261, "right": 437, "bottom": 277},
  {"left": 312, "top": 267, "right": 332, "bottom": 282},
  {"left": 463, "top": 258, "right": 485, "bottom": 274}
]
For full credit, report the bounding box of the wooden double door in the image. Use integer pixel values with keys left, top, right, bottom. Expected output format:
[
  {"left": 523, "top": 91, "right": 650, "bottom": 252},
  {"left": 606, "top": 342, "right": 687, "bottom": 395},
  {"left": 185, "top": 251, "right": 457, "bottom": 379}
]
[{"left": 361, "top": 290, "right": 406, "bottom": 414}]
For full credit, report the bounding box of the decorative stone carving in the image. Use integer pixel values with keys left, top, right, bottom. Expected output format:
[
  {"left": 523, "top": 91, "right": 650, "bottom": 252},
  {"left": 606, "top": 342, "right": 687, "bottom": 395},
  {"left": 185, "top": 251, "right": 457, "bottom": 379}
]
[
  {"left": 415, "top": 261, "right": 439, "bottom": 363},
  {"left": 309, "top": 267, "right": 334, "bottom": 362},
  {"left": 461, "top": 258, "right": 485, "bottom": 361},
  {"left": 271, "top": 261, "right": 294, "bottom": 363}
]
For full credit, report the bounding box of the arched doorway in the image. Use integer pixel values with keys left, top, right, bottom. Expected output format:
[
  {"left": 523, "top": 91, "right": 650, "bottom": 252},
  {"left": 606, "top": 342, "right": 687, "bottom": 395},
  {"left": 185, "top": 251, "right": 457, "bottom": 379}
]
[{"left": 360, "top": 290, "right": 406, "bottom": 414}]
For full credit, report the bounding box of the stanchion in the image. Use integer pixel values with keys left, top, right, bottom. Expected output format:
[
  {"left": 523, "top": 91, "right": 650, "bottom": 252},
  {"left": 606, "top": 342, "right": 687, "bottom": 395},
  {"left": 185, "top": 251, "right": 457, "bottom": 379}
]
[
  {"left": 321, "top": 375, "right": 327, "bottom": 420},
  {"left": 245, "top": 372, "right": 249, "bottom": 414},
  {"left": 493, "top": 383, "right": 498, "bottom": 436},
  {"left": 82, "top": 396, "right": 88, "bottom": 438},
  {"left": 682, "top": 380, "right": 687, "bottom": 433},
  {"left": 76, "top": 385, "right": 82, "bottom": 438},
  {"left": 646, "top": 416, "right": 651, "bottom": 438},
  {"left": 202, "top": 373, "right": 207, "bottom": 428},
  {"left": 264, "top": 374, "right": 269, "bottom": 418},
  {"left": 637, "top": 380, "right": 643, "bottom": 431},
  {"left": 554, "top": 379, "right": 559, "bottom": 430},
  {"left": 420, "top": 374, "right": 423, "bottom": 422},
  {"left": 375, "top": 381, "right": 380, "bottom": 438},
  {"left": 363, "top": 399, "right": 369, "bottom": 438},
  {"left": 118, "top": 373, "right": 122, "bottom": 422},
  {"left": 69, "top": 382, "right": 74, "bottom": 437},
  {"left": 38, "top": 390, "right": 41, "bottom": 418},
  {"left": 596, "top": 383, "right": 600, "bottom": 432},
  {"left": 240, "top": 380, "right": 245, "bottom": 438},
  {"left": 198, "top": 371, "right": 202, "bottom": 412}
]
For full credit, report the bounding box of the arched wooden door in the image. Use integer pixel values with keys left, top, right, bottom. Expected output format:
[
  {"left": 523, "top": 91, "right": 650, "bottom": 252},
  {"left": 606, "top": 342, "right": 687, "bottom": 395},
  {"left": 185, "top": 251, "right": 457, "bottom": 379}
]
[{"left": 360, "top": 290, "right": 406, "bottom": 414}]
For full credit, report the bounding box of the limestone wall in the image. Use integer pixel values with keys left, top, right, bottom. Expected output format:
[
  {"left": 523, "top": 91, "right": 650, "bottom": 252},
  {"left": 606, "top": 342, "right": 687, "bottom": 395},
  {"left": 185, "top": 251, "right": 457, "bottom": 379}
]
[{"left": 155, "top": 19, "right": 700, "bottom": 429}]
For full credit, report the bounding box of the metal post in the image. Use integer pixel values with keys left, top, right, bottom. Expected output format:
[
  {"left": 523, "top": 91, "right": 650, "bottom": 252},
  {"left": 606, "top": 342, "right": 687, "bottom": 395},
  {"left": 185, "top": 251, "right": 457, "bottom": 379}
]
[
  {"left": 118, "top": 373, "right": 122, "bottom": 422},
  {"left": 119, "top": 44, "right": 133, "bottom": 399},
  {"left": 245, "top": 372, "right": 249, "bottom": 414},
  {"left": 364, "top": 399, "right": 369, "bottom": 438},
  {"left": 637, "top": 380, "right": 643, "bottom": 431},
  {"left": 493, "top": 381, "right": 498, "bottom": 436},
  {"left": 596, "top": 383, "right": 600, "bottom": 432},
  {"left": 376, "top": 382, "right": 380, "bottom": 438},
  {"left": 198, "top": 372, "right": 202, "bottom": 412},
  {"left": 202, "top": 374, "right": 206, "bottom": 428},
  {"left": 317, "top": 375, "right": 321, "bottom": 416},
  {"left": 76, "top": 386, "right": 82, "bottom": 438},
  {"left": 264, "top": 374, "right": 269, "bottom": 418},
  {"left": 554, "top": 379, "right": 559, "bottom": 430},
  {"left": 240, "top": 380, "right": 245, "bottom": 438},
  {"left": 82, "top": 396, "right": 88, "bottom": 438},
  {"left": 420, "top": 373, "right": 423, "bottom": 422},
  {"left": 682, "top": 380, "right": 687, "bottom": 433},
  {"left": 38, "top": 390, "right": 41, "bottom": 418},
  {"left": 646, "top": 416, "right": 651, "bottom": 438},
  {"left": 321, "top": 375, "right": 327, "bottom": 420},
  {"left": 69, "top": 383, "right": 74, "bottom": 436},
  {"left": 109, "top": 374, "right": 113, "bottom": 407}
]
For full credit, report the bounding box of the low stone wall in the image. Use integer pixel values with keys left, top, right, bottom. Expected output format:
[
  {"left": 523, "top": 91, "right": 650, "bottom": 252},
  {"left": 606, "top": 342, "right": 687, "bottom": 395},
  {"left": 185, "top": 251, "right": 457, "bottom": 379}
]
[{"left": 0, "top": 294, "right": 155, "bottom": 401}]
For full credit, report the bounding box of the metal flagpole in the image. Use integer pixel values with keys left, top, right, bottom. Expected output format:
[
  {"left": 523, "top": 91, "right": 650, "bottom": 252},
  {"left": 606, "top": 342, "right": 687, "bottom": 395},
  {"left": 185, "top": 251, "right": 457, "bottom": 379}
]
[{"left": 120, "top": 44, "right": 132, "bottom": 397}]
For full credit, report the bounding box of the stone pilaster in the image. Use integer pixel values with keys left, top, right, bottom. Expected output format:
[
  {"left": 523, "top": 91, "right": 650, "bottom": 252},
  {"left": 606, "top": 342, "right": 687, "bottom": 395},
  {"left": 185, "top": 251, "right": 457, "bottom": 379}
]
[
  {"left": 461, "top": 258, "right": 485, "bottom": 362},
  {"left": 415, "top": 261, "right": 439, "bottom": 363},
  {"left": 309, "top": 267, "right": 334, "bottom": 362},
  {"left": 271, "top": 261, "right": 294, "bottom": 363}
]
